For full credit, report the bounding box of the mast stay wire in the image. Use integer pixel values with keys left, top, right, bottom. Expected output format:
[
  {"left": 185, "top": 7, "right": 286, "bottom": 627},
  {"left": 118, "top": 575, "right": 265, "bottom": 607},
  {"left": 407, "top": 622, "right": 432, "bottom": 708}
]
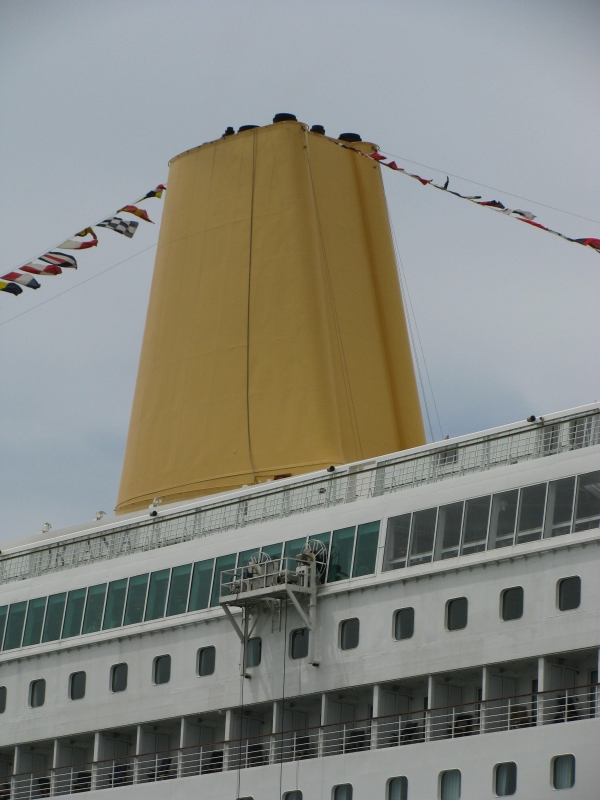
[
  {"left": 389, "top": 216, "right": 444, "bottom": 442},
  {"left": 381, "top": 151, "right": 600, "bottom": 227}
]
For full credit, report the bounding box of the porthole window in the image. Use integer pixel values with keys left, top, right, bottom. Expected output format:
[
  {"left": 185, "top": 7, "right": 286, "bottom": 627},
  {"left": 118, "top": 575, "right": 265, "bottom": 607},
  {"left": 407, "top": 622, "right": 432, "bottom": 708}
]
[
  {"left": 558, "top": 577, "right": 581, "bottom": 611},
  {"left": 69, "top": 671, "right": 86, "bottom": 701},
  {"left": 290, "top": 628, "right": 309, "bottom": 659},
  {"left": 283, "top": 793, "right": 302, "bottom": 800},
  {"left": 446, "top": 598, "right": 468, "bottom": 631},
  {"left": 440, "top": 769, "right": 461, "bottom": 800},
  {"left": 387, "top": 776, "right": 408, "bottom": 800},
  {"left": 0, "top": 686, "right": 6, "bottom": 714},
  {"left": 495, "top": 762, "right": 517, "bottom": 796},
  {"left": 552, "top": 754, "right": 575, "bottom": 789},
  {"left": 30, "top": 679, "right": 46, "bottom": 708},
  {"left": 111, "top": 663, "right": 128, "bottom": 693},
  {"left": 153, "top": 654, "right": 171, "bottom": 685},
  {"left": 394, "top": 607, "right": 414, "bottom": 640},
  {"left": 246, "top": 637, "right": 262, "bottom": 667},
  {"left": 198, "top": 646, "right": 216, "bottom": 676},
  {"left": 333, "top": 784, "right": 353, "bottom": 800},
  {"left": 501, "top": 587, "right": 523, "bottom": 621},
  {"left": 339, "top": 618, "right": 360, "bottom": 650}
]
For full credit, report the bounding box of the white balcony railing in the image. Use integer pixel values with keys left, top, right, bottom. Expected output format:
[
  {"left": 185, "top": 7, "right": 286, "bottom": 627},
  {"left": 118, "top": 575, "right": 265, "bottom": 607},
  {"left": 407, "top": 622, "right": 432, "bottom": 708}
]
[{"left": 4, "top": 683, "right": 597, "bottom": 798}]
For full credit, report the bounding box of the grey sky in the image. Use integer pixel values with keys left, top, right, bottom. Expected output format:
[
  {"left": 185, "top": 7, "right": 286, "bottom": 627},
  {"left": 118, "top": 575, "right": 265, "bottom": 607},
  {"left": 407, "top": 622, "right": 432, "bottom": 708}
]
[{"left": 1, "top": 0, "right": 599, "bottom": 542}]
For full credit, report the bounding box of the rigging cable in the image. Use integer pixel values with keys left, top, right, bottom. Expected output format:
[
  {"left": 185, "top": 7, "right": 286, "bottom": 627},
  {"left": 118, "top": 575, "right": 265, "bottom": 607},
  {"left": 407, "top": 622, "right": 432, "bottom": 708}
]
[
  {"left": 381, "top": 151, "right": 600, "bottom": 227},
  {"left": 389, "top": 215, "right": 444, "bottom": 441}
]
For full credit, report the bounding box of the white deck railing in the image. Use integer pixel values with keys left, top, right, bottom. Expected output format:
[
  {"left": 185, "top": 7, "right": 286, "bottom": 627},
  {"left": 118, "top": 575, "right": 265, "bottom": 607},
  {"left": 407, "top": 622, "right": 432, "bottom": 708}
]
[{"left": 4, "top": 683, "right": 597, "bottom": 798}]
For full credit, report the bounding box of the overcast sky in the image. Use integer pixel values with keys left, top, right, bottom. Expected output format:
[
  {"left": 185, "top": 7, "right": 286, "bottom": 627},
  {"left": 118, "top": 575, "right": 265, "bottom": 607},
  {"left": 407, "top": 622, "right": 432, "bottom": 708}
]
[{"left": 1, "top": 0, "right": 599, "bottom": 543}]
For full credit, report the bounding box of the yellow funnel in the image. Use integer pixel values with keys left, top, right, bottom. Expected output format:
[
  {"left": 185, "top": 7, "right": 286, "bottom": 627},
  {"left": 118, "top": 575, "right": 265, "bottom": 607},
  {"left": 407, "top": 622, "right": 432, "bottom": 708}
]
[{"left": 116, "top": 120, "right": 425, "bottom": 513}]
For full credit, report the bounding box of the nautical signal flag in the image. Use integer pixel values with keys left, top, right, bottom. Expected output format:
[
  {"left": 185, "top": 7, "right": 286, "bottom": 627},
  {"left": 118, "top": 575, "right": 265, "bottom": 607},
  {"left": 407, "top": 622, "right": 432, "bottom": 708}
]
[
  {"left": 97, "top": 216, "right": 139, "bottom": 238},
  {"left": 118, "top": 205, "right": 154, "bottom": 223},
  {"left": 57, "top": 230, "right": 98, "bottom": 250},
  {"left": 39, "top": 252, "right": 78, "bottom": 269},
  {"left": 21, "top": 263, "right": 62, "bottom": 276},
  {"left": 0, "top": 280, "right": 23, "bottom": 296},
  {"left": 1, "top": 272, "right": 41, "bottom": 289},
  {"left": 135, "top": 184, "right": 166, "bottom": 203}
]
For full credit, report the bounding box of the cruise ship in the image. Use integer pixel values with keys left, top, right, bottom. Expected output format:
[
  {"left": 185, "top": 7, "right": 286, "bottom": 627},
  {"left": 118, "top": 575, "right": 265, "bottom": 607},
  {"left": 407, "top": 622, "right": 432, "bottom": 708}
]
[{"left": 0, "top": 115, "right": 598, "bottom": 800}]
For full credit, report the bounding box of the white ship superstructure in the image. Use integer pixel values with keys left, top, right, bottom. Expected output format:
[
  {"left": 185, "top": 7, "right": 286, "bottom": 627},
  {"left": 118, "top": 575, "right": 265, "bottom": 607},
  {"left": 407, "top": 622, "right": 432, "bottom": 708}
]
[{"left": 0, "top": 404, "right": 598, "bottom": 799}]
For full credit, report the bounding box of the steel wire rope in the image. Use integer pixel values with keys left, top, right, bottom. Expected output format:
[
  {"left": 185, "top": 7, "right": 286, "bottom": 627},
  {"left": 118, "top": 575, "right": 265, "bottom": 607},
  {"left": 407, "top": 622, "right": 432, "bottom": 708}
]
[
  {"left": 389, "top": 216, "right": 444, "bottom": 441},
  {"left": 303, "top": 130, "right": 363, "bottom": 459},
  {"left": 379, "top": 150, "right": 600, "bottom": 227}
]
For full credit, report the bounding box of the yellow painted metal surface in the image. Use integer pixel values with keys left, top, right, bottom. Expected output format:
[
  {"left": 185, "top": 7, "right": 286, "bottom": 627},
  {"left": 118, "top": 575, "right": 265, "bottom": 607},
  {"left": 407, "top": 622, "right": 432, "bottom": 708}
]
[{"left": 116, "top": 121, "right": 425, "bottom": 513}]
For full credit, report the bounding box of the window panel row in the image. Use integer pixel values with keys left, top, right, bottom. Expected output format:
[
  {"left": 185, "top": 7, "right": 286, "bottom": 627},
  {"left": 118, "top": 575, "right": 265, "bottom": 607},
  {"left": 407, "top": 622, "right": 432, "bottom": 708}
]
[
  {"left": 0, "top": 524, "right": 380, "bottom": 653},
  {"left": 384, "top": 470, "right": 600, "bottom": 571}
]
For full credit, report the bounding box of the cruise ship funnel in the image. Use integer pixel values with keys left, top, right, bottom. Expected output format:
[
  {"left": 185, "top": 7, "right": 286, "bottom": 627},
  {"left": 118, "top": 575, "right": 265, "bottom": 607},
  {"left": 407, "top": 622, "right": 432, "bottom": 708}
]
[{"left": 115, "top": 120, "right": 425, "bottom": 513}]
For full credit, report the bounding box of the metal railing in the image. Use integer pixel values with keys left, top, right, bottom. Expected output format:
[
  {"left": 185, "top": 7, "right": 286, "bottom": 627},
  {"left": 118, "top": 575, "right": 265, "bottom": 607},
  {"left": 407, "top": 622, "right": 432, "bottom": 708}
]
[
  {"left": 220, "top": 556, "right": 315, "bottom": 600},
  {"left": 1, "top": 410, "right": 597, "bottom": 587},
  {"left": 5, "top": 682, "right": 598, "bottom": 797}
]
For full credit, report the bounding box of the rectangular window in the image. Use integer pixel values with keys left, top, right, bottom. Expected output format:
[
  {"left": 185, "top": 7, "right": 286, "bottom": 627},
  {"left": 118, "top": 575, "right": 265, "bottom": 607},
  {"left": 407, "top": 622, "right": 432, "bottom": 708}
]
[
  {"left": 517, "top": 483, "right": 547, "bottom": 543},
  {"left": 22, "top": 597, "right": 47, "bottom": 647},
  {"left": 327, "top": 527, "right": 355, "bottom": 582},
  {"left": 434, "top": 502, "right": 463, "bottom": 560},
  {"left": 409, "top": 508, "right": 436, "bottom": 565},
  {"left": 447, "top": 597, "right": 468, "bottom": 631},
  {"left": 81, "top": 584, "right": 106, "bottom": 635},
  {"left": 166, "top": 563, "right": 192, "bottom": 616},
  {"left": 238, "top": 549, "right": 259, "bottom": 569},
  {"left": 246, "top": 637, "right": 261, "bottom": 667},
  {"left": 574, "top": 470, "right": 600, "bottom": 531},
  {"left": 284, "top": 538, "right": 307, "bottom": 562},
  {"left": 383, "top": 514, "right": 410, "bottom": 570},
  {"left": 352, "top": 521, "right": 380, "bottom": 576},
  {"left": 552, "top": 754, "right": 575, "bottom": 789},
  {"left": 210, "top": 554, "right": 236, "bottom": 607},
  {"left": 42, "top": 593, "right": 67, "bottom": 642},
  {"left": 461, "top": 496, "right": 490, "bottom": 554},
  {"left": 488, "top": 490, "right": 518, "bottom": 549},
  {"left": 394, "top": 607, "right": 414, "bottom": 640},
  {"left": 103, "top": 579, "right": 128, "bottom": 630},
  {"left": 123, "top": 574, "right": 148, "bottom": 625},
  {"left": 261, "top": 542, "right": 283, "bottom": 560},
  {"left": 440, "top": 769, "right": 461, "bottom": 800},
  {"left": 62, "top": 588, "right": 87, "bottom": 638},
  {"left": 145, "top": 569, "right": 170, "bottom": 620},
  {"left": 387, "top": 777, "right": 408, "bottom": 800},
  {"left": 188, "top": 559, "right": 214, "bottom": 611},
  {"left": 0, "top": 607, "right": 7, "bottom": 648},
  {"left": 545, "top": 477, "right": 575, "bottom": 537},
  {"left": 0, "top": 686, "right": 6, "bottom": 714},
  {"left": 3, "top": 602, "right": 27, "bottom": 650}
]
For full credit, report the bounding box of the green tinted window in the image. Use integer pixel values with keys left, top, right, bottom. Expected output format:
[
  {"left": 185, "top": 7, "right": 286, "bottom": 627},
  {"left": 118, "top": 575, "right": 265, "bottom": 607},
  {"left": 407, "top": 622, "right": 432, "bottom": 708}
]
[
  {"left": 284, "top": 538, "right": 307, "bottom": 561},
  {"left": 238, "top": 549, "right": 260, "bottom": 568},
  {"left": 145, "top": 569, "right": 170, "bottom": 621},
  {"left": 82, "top": 585, "right": 106, "bottom": 634},
  {"left": 327, "top": 527, "right": 356, "bottom": 582},
  {"left": 22, "top": 597, "right": 47, "bottom": 647},
  {"left": 42, "top": 593, "right": 67, "bottom": 642},
  {"left": 352, "top": 521, "right": 380, "bottom": 577},
  {"left": 211, "top": 554, "right": 237, "bottom": 606},
  {"left": 262, "top": 542, "right": 283, "bottom": 560},
  {"left": 103, "top": 579, "right": 128, "bottom": 630},
  {"left": 0, "top": 607, "right": 7, "bottom": 647},
  {"left": 62, "top": 589, "right": 87, "bottom": 638},
  {"left": 4, "top": 602, "right": 27, "bottom": 650},
  {"left": 123, "top": 574, "right": 148, "bottom": 625},
  {"left": 166, "top": 564, "right": 192, "bottom": 617},
  {"left": 188, "top": 560, "right": 214, "bottom": 612}
]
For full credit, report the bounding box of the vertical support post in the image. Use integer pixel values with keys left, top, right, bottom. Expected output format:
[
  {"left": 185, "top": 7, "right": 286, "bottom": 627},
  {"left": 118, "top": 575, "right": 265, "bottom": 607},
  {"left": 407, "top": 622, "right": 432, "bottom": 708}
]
[
  {"left": 425, "top": 676, "right": 434, "bottom": 741},
  {"left": 371, "top": 685, "right": 381, "bottom": 749},
  {"left": 241, "top": 607, "right": 249, "bottom": 677},
  {"left": 595, "top": 647, "right": 600, "bottom": 718},
  {"left": 12, "top": 745, "right": 21, "bottom": 799},
  {"left": 178, "top": 718, "right": 187, "bottom": 777},
  {"left": 318, "top": 694, "right": 328, "bottom": 757},
  {"left": 91, "top": 733, "right": 101, "bottom": 790},
  {"left": 308, "top": 560, "right": 318, "bottom": 665},
  {"left": 50, "top": 739, "right": 60, "bottom": 796},
  {"left": 223, "top": 710, "right": 233, "bottom": 771},
  {"left": 481, "top": 666, "right": 489, "bottom": 733},
  {"left": 537, "top": 657, "right": 546, "bottom": 725},
  {"left": 134, "top": 725, "right": 143, "bottom": 784},
  {"left": 271, "top": 701, "right": 281, "bottom": 764}
]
